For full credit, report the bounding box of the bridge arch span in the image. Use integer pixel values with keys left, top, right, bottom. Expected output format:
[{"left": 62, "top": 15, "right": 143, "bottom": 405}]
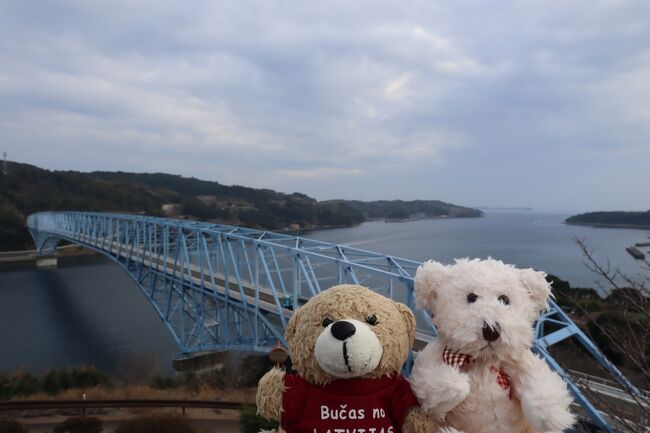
[
  {"left": 27, "top": 212, "right": 287, "bottom": 355},
  {"left": 26, "top": 211, "right": 641, "bottom": 432}
]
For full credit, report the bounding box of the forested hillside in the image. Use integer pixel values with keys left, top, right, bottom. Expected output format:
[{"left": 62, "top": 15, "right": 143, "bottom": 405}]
[
  {"left": 0, "top": 161, "right": 481, "bottom": 251},
  {"left": 333, "top": 199, "right": 483, "bottom": 220},
  {"left": 566, "top": 211, "right": 650, "bottom": 228}
]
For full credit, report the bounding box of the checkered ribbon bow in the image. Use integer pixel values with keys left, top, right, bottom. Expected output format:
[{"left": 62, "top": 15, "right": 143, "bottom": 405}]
[
  {"left": 442, "top": 346, "right": 512, "bottom": 399},
  {"left": 442, "top": 346, "right": 473, "bottom": 368}
]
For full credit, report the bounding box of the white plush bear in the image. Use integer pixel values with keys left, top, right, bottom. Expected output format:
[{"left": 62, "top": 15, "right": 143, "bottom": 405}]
[{"left": 409, "top": 258, "right": 575, "bottom": 433}]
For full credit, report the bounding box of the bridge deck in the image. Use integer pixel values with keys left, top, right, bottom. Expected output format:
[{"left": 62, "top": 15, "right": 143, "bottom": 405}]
[{"left": 76, "top": 233, "right": 436, "bottom": 348}]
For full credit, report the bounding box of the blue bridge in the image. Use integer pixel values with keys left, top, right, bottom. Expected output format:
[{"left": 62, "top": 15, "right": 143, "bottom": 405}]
[{"left": 27, "top": 211, "right": 643, "bottom": 432}]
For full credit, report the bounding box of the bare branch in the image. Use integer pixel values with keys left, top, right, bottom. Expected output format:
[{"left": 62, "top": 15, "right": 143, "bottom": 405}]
[{"left": 563, "top": 238, "right": 650, "bottom": 431}]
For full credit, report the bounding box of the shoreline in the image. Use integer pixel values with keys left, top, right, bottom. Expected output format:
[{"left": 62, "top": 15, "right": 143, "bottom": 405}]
[
  {"left": 301, "top": 214, "right": 483, "bottom": 231},
  {"left": 384, "top": 214, "right": 483, "bottom": 223},
  {"left": 565, "top": 221, "right": 650, "bottom": 230},
  {"left": 0, "top": 245, "right": 101, "bottom": 271}
]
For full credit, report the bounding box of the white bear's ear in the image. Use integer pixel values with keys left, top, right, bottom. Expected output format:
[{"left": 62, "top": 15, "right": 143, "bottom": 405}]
[
  {"left": 517, "top": 268, "right": 552, "bottom": 312},
  {"left": 414, "top": 260, "right": 449, "bottom": 311}
]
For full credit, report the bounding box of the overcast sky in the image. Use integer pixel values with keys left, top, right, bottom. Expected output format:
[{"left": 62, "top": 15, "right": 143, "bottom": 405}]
[{"left": 1, "top": 1, "right": 649, "bottom": 212}]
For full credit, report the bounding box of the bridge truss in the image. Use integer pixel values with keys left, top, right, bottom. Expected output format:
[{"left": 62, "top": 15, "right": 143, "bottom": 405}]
[{"left": 27, "top": 211, "right": 641, "bottom": 432}]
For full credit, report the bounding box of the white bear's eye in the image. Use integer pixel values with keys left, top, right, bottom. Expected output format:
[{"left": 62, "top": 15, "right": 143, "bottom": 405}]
[
  {"left": 498, "top": 295, "right": 510, "bottom": 305},
  {"left": 467, "top": 293, "right": 478, "bottom": 303}
]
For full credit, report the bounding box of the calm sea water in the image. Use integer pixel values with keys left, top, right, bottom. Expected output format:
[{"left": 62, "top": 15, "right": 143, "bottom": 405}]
[
  {"left": 0, "top": 259, "right": 178, "bottom": 374},
  {"left": 0, "top": 211, "right": 648, "bottom": 374},
  {"left": 308, "top": 211, "right": 650, "bottom": 289}
]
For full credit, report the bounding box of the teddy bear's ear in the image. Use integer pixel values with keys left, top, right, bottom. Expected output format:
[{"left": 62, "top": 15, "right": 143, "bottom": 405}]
[
  {"left": 414, "top": 260, "right": 449, "bottom": 311},
  {"left": 285, "top": 305, "right": 305, "bottom": 344},
  {"left": 517, "top": 267, "right": 552, "bottom": 312},
  {"left": 394, "top": 301, "right": 416, "bottom": 345}
]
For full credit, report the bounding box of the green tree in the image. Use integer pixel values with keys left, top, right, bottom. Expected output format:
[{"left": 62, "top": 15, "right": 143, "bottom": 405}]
[{"left": 0, "top": 208, "right": 27, "bottom": 250}]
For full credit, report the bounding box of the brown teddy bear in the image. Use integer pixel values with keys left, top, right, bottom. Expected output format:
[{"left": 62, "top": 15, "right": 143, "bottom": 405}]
[{"left": 256, "top": 284, "right": 434, "bottom": 433}]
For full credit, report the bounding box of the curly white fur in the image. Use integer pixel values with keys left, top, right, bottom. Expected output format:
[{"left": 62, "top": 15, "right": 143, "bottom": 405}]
[{"left": 409, "top": 258, "right": 575, "bottom": 433}]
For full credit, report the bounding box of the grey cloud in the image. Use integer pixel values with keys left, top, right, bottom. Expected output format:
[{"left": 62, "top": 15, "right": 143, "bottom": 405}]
[{"left": 1, "top": 0, "right": 649, "bottom": 211}]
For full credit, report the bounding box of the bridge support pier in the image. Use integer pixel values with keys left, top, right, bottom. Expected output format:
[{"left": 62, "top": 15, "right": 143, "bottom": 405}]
[{"left": 36, "top": 255, "right": 58, "bottom": 268}]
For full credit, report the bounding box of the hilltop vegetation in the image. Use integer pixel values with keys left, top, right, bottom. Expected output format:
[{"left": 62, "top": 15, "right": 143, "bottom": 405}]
[
  {"left": 566, "top": 210, "right": 650, "bottom": 228},
  {"left": 333, "top": 199, "right": 482, "bottom": 220},
  {"left": 0, "top": 161, "right": 481, "bottom": 251}
]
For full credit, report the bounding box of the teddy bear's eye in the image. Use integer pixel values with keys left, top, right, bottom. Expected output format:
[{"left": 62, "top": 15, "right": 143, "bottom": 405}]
[
  {"left": 466, "top": 293, "right": 478, "bottom": 303},
  {"left": 365, "top": 314, "right": 378, "bottom": 326},
  {"left": 322, "top": 318, "right": 334, "bottom": 327},
  {"left": 498, "top": 295, "right": 510, "bottom": 305}
]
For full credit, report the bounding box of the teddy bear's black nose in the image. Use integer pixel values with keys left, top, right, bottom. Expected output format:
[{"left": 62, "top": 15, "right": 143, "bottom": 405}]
[
  {"left": 482, "top": 322, "right": 501, "bottom": 342},
  {"left": 331, "top": 320, "right": 356, "bottom": 341}
]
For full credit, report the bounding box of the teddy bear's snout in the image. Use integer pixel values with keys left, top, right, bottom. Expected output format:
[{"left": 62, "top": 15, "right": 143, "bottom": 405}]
[
  {"left": 315, "top": 318, "right": 383, "bottom": 378},
  {"left": 482, "top": 322, "right": 501, "bottom": 341},
  {"left": 331, "top": 320, "right": 356, "bottom": 341}
]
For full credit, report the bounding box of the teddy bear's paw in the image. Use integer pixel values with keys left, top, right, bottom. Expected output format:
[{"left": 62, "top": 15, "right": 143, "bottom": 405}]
[
  {"left": 521, "top": 391, "right": 575, "bottom": 433},
  {"left": 256, "top": 367, "right": 286, "bottom": 421},
  {"left": 411, "top": 351, "right": 471, "bottom": 420},
  {"left": 420, "top": 371, "right": 470, "bottom": 419}
]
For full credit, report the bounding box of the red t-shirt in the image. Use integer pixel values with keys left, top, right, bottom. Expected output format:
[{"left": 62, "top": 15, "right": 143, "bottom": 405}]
[{"left": 281, "top": 374, "right": 419, "bottom": 433}]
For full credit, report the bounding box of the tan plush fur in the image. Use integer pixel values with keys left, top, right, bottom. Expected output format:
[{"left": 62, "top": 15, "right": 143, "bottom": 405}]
[
  {"left": 255, "top": 284, "right": 435, "bottom": 433},
  {"left": 286, "top": 285, "right": 416, "bottom": 385},
  {"left": 402, "top": 407, "right": 434, "bottom": 433},
  {"left": 256, "top": 367, "right": 285, "bottom": 420}
]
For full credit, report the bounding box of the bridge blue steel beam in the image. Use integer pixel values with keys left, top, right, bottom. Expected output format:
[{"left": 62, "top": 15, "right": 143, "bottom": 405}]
[{"left": 26, "top": 211, "right": 638, "bottom": 432}]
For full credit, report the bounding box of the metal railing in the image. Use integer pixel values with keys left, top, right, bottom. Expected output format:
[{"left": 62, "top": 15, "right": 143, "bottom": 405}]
[{"left": 0, "top": 399, "right": 242, "bottom": 416}]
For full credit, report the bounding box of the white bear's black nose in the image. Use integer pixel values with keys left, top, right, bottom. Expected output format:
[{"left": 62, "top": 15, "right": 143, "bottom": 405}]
[
  {"left": 331, "top": 320, "right": 356, "bottom": 341},
  {"left": 482, "top": 322, "right": 500, "bottom": 342}
]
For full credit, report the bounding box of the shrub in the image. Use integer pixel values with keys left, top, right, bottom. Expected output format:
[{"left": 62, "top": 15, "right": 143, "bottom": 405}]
[
  {"left": 53, "top": 417, "right": 102, "bottom": 433},
  {"left": 7, "top": 371, "right": 39, "bottom": 398},
  {"left": 43, "top": 369, "right": 73, "bottom": 396},
  {"left": 114, "top": 414, "right": 196, "bottom": 433},
  {"left": 586, "top": 311, "right": 650, "bottom": 367},
  {"left": 70, "top": 367, "right": 111, "bottom": 389},
  {"left": 0, "top": 419, "right": 28, "bottom": 433},
  {"left": 0, "top": 375, "right": 10, "bottom": 400},
  {"left": 150, "top": 375, "right": 175, "bottom": 390},
  {"left": 238, "top": 355, "right": 275, "bottom": 388},
  {"left": 0, "top": 207, "right": 28, "bottom": 250},
  {"left": 240, "top": 404, "right": 278, "bottom": 433}
]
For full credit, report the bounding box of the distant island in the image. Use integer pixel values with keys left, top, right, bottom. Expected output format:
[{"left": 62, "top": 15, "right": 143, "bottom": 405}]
[
  {"left": 325, "top": 199, "right": 482, "bottom": 222},
  {"left": 0, "top": 161, "right": 482, "bottom": 251},
  {"left": 566, "top": 210, "right": 650, "bottom": 229}
]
